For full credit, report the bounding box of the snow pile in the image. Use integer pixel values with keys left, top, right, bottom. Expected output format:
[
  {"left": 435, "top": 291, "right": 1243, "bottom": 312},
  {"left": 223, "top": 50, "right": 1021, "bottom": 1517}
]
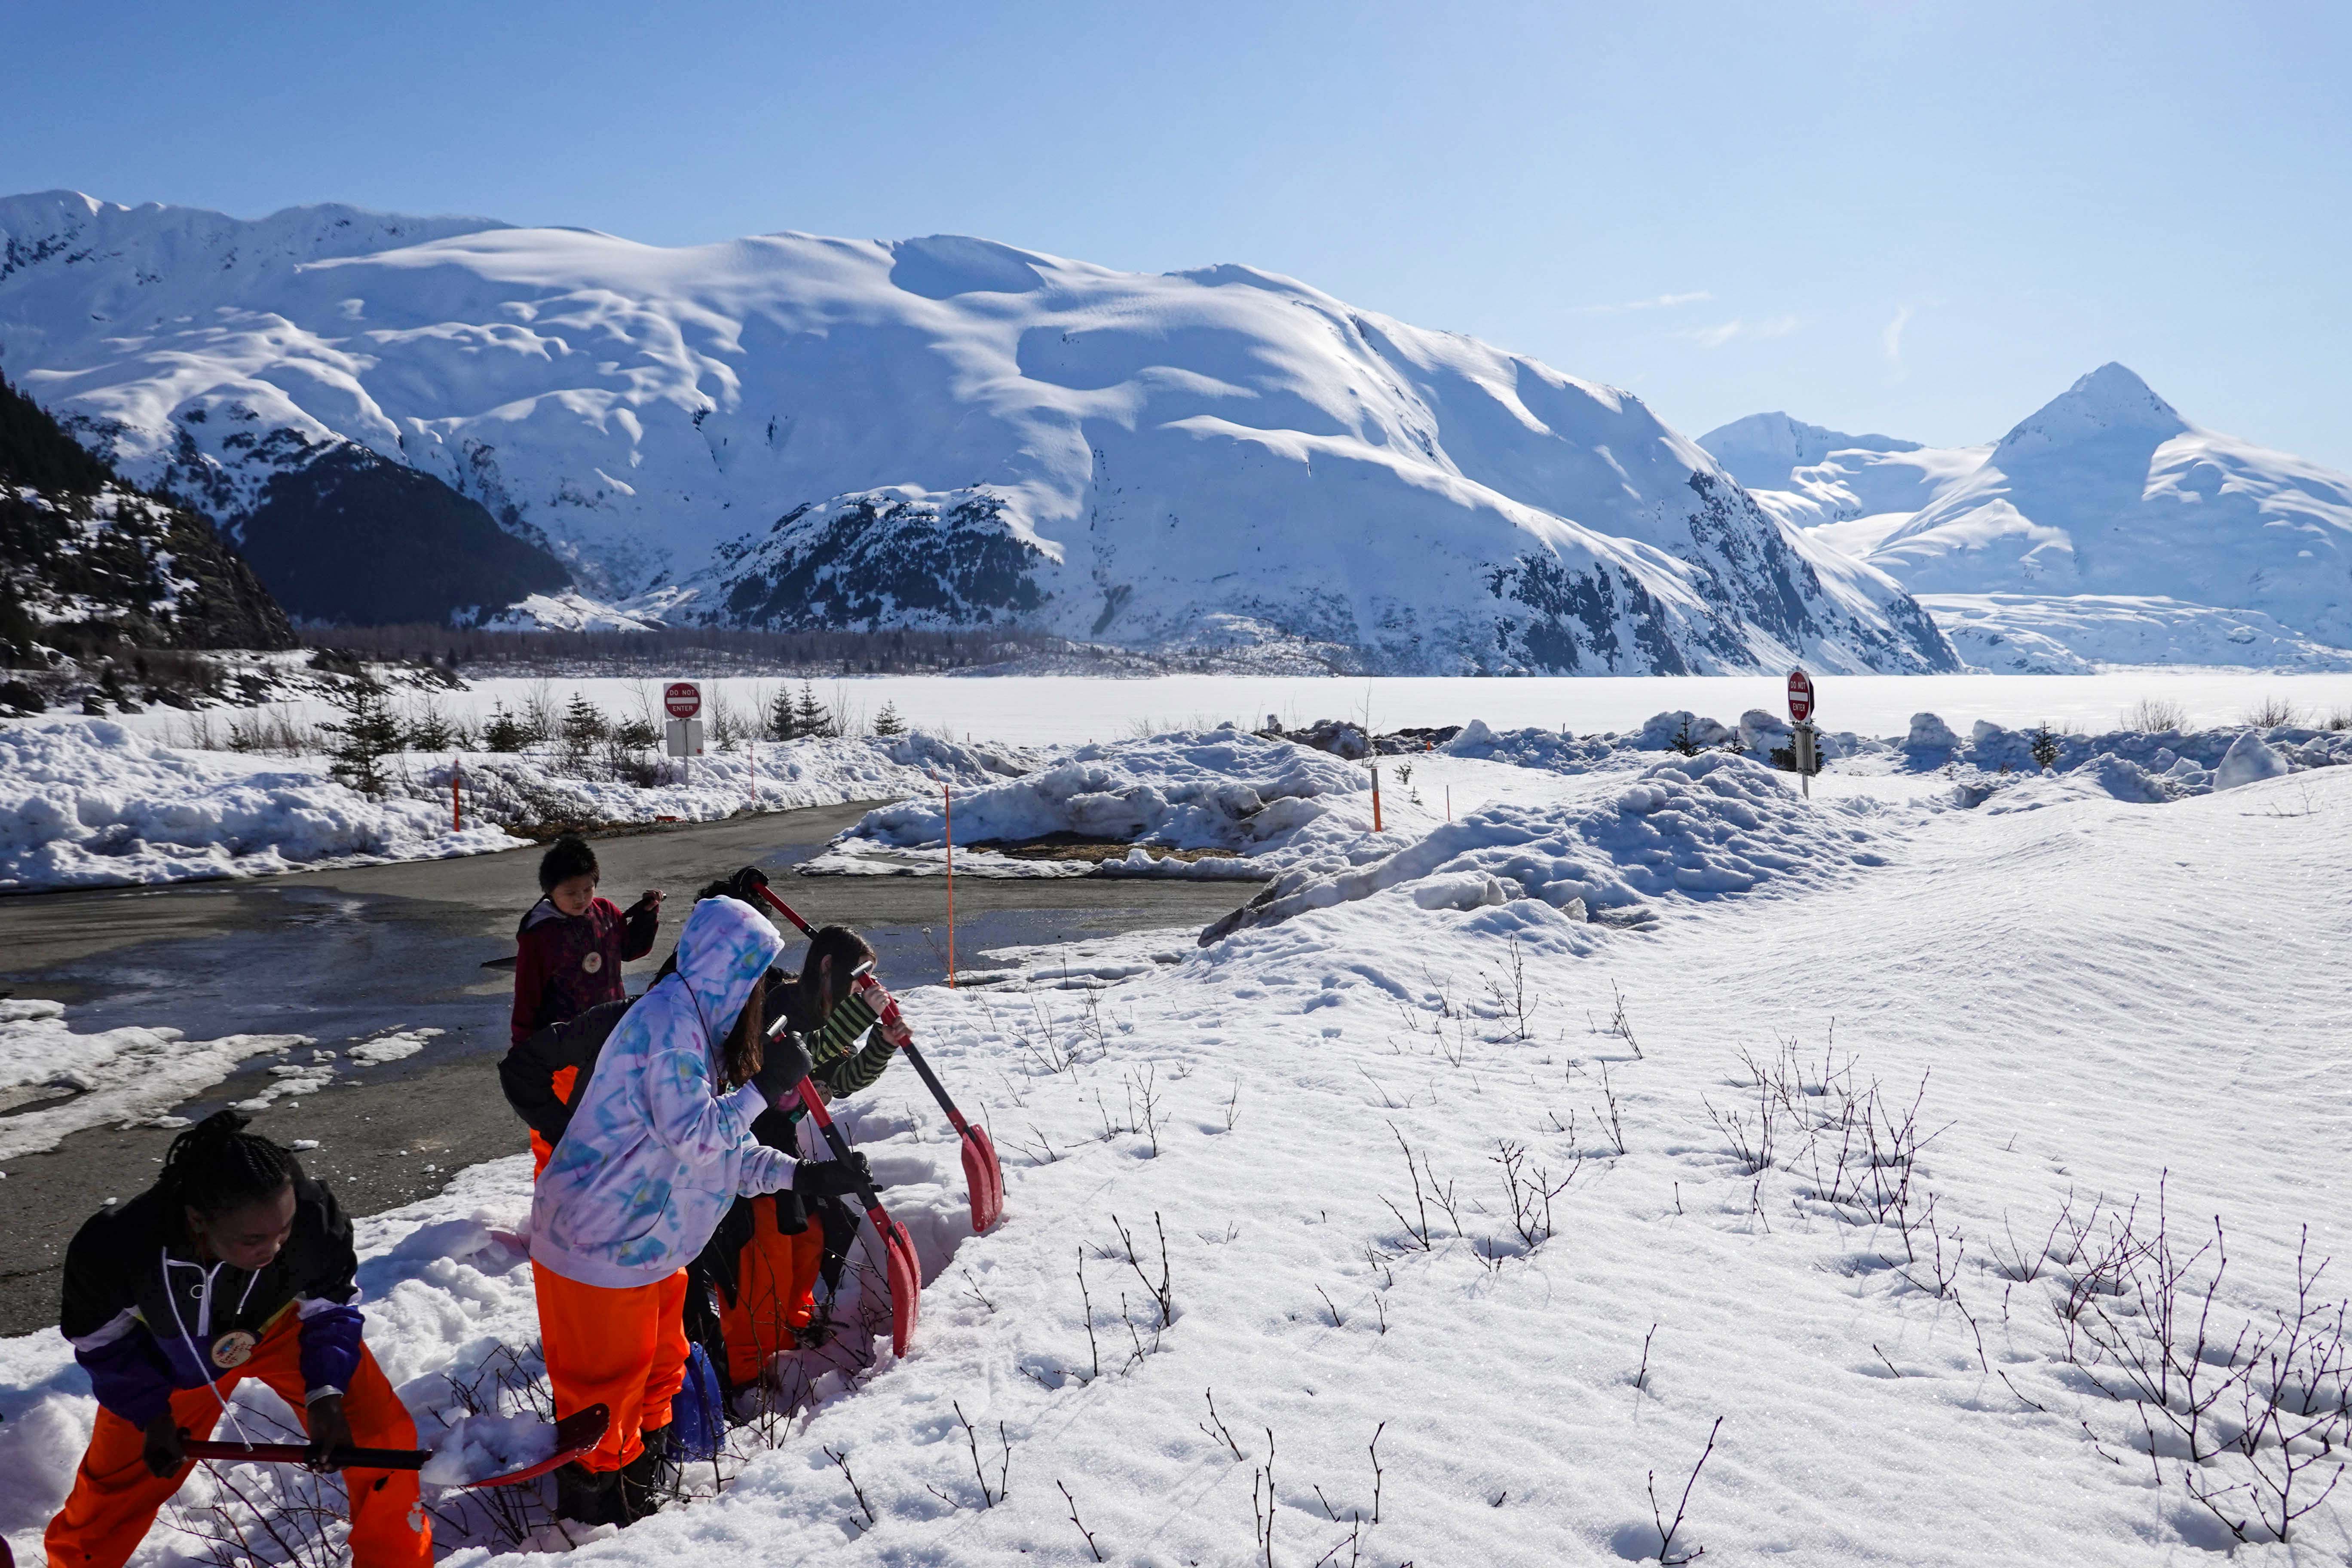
[
  {"left": 0, "top": 721, "right": 518, "bottom": 890},
  {"left": 1204, "top": 753, "right": 1891, "bottom": 941},
  {"left": 0, "top": 999, "right": 309, "bottom": 1161},
  {"left": 825, "top": 729, "right": 1375, "bottom": 878},
  {"left": 417, "top": 1410, "right": 558, "bottom": 1488}
]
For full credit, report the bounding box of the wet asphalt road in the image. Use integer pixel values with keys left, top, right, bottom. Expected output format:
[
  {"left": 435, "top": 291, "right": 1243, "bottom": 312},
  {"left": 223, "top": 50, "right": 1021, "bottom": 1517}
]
[{"left": 0, "top": 804, "right": 1260, "bottom": 1335}]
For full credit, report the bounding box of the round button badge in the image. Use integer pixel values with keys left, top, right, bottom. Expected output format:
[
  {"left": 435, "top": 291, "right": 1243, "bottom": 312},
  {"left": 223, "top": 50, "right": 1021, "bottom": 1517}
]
[
  {"left": 211, "top": 1330, "right": 257, "bottom": 1369},
  {"left": 582, "top": 952, "right": 604, "bottom": 974}
]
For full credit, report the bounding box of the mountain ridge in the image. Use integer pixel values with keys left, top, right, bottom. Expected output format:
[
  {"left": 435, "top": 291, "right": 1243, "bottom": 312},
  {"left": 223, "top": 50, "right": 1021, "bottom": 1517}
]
[{"left": 0, "top": 190, "right": 1957, "bottom": 675}]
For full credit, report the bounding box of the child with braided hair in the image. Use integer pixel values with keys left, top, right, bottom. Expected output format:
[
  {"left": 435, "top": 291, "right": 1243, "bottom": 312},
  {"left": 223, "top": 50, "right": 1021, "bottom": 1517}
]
[{"left": 46, "top": 1112, "right": 430, "bottom": 1568}]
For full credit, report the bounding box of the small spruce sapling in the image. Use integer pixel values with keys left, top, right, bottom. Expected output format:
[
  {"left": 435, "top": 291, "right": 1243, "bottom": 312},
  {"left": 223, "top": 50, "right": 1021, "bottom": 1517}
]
[
  {"left": 873, "top": 701, "right": 906, "bottom": 737},
  {"left": 2029, "top": 723, "right": 2061, "bottom": 771},
  {"left": 323, "top": 678, "right": 403, "bottom": 796}
]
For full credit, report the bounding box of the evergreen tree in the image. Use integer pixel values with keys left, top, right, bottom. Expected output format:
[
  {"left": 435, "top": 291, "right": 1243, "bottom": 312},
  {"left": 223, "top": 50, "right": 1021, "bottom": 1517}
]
[
  {"left": 768, "top": 686, "right": 800, "bottom": 741},
  {"left": 2029, "top": 723, "right": 2061, "bottom": 771},
  {"left": 873, "top": 701, "right": 906, "bottom": 738},
  {"left": 482, "top": 704, "right": 530, "bottom": 753},
  {"left": 560, "top": 693, "right": 607, "bottom": 768},
  {"left": 793, "top": 681, "right": 832, "bottom": 739},
  {"left": 324, "top": 678, "right": 402, "bottom": 796}
]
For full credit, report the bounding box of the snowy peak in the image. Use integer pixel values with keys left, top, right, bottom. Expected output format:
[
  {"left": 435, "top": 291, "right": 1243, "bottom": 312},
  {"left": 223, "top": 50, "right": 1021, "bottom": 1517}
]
[
  {"left": 1991, "top": 362, "right": 2188, "bottom": 459},
  {"left": 1696, "top": 411, "right": 1922, "bottom": 493}
]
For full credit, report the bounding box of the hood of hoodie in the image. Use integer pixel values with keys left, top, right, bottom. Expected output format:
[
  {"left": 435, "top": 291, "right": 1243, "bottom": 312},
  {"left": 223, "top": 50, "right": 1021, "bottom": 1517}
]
[{"left": 665, "top": 895, "right": 786, "bottom": 1054}]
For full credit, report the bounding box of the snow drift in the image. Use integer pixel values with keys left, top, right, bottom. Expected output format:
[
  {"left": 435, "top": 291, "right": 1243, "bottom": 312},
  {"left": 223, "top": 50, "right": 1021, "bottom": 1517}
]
[
  {"left": 1202, "top": 753, "right": 1891, "bottom": 941},
  {"left": 0, "top": 998, "right": 310, "bottom": 1160},
  {"left": 0, "top": 191, "right": 1955, "bottom": 674},
  {"left": 826, "top": 728, "right": 1387, "bottom": 879}
]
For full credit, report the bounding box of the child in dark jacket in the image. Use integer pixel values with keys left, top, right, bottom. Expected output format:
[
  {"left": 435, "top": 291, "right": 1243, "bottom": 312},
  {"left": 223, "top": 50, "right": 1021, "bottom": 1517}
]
[
  {"left": 46, "top": 1112, "right": 429, "bottom": 1568},
  {"left": 511, "top": 835, "right": 661, "bottom": 1169}
]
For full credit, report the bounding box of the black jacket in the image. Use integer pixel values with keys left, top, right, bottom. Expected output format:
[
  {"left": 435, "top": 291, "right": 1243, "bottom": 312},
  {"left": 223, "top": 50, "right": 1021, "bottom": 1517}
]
[{"left": 59, "top": 1178, "right": 363, "bottom": 1426}]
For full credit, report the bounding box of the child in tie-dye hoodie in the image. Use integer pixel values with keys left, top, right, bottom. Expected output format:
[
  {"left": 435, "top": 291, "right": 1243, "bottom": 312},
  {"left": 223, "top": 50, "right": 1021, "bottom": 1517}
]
[{"left": 528, "top": 895, "right": 869, "bottom": 1526}]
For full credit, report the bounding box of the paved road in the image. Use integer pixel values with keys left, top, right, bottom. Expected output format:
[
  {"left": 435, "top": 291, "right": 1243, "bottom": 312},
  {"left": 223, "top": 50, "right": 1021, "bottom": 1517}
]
[{"left": 0, "top": 805, "right": 1259, "bottom": 1335}]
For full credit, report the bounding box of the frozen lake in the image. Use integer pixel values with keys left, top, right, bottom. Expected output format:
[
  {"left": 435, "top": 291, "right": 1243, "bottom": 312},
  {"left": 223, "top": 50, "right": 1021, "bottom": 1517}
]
[{"left": 114, "top": 668, "right": 2352, "bottom": 749}]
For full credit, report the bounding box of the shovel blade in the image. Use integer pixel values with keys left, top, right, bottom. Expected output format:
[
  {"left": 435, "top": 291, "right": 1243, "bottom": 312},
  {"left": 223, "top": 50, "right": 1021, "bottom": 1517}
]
[
  {"left": 961, "top": 1124, "right": 1005, "bottom": 1233},
  {"left": 882, "top": 1218, "right": 921, "bottom": 1357},
  {"left": 465, "top": 1403, "right": 611, "bottom": 1491}
]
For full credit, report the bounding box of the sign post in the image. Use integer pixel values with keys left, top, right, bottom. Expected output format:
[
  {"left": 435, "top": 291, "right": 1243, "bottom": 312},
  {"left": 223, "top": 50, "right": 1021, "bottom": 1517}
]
[
  {"left": 664, "top": 682, "right": 704, "bottom": 784},
  {"left": 1787, "top": 667, "right": 1819, "bottom": 799}
]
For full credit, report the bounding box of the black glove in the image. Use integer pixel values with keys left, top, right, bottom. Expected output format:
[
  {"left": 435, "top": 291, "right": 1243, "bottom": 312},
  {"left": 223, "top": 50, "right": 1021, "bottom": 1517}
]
[
  {"left": 141, "top": 1414, "right": 186, "bottom": 1479},
  {"left": 727, "top": 866, "right": 771, "bottom": 903},
  {"left": 752, "top": 1030, "right": 812, "bottom": 1106},
  {"left": 792, "top": 1153, "right": 872, "bottom": 1200}
]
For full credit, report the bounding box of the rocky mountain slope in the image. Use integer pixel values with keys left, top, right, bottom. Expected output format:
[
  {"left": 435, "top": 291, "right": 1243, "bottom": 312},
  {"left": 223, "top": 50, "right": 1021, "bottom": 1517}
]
[
  {"left": 0, "top": 370, "right": 291, "bottom": 662},
  {"left": 0, "top": 191, "right": 1954, "bottom": 674}
]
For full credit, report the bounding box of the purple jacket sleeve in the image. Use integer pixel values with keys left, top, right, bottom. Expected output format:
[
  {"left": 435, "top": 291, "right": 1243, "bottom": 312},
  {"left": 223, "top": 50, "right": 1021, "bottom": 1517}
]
[
  {"left": 294, "top": 1182, "right": 365, "bottom": 1399},
  {"left": 297, "top": 1298, "right": 365, "bottom": 1399},
  {"left": 72, "top": 1317, "right": 180, "bottom": 1427}
]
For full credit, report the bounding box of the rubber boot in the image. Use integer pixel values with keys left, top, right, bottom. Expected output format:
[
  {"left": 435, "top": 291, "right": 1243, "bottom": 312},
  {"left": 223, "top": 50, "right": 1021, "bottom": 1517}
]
[
  {"left": 554, "top": 1461, "right": 622, "bottom": 1526},
  {"left": 619, "top": 1426, "right": 678, "bottom": 1522}
]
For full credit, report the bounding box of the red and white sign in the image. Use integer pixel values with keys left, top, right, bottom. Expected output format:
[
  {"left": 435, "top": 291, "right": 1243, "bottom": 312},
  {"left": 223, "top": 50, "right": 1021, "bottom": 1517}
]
[
  {"left": 1787, "top": 667, "right": 1815, "bottom": 724},
  {"left": 665, "top": 682, "right": 702, "bottom": 720}
]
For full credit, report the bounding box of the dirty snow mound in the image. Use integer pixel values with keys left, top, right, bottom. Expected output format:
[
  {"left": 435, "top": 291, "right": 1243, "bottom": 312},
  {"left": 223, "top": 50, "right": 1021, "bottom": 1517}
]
[{"left": 1204, "top": 753, "right": 1892, "bottom": 941}]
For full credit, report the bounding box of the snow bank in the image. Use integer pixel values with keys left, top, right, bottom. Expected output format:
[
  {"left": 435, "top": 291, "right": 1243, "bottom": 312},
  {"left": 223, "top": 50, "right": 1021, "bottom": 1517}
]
[
  {"left": 0, "top": 721, "right": 519, "bottom": 890},
  {"left": 1204, "top": 753, "right": 1892, "bottom": 942},
  {"left": 0, "top": 998, "right": 310, "bottom": 1161},
  {"left": 0, "top": 721, "right": 1037, "bottom": 892},
  {"left": 826, "top": 728, "right": 1378, "bottom": 877}
]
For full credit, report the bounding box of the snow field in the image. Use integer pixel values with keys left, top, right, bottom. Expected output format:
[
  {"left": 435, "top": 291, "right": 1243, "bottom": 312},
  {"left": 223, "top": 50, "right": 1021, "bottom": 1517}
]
[{"left": 7, "top": 760, "right": 2346, "bottom": 1562}]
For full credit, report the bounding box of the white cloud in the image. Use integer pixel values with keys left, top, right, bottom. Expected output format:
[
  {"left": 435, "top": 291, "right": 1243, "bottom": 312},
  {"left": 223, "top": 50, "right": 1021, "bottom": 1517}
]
[
  {"left": 1882, "top": 305, "right": 1914, "bottom": 365},
  {"left": 1574, "top": 290, "right": 1712, "bottom": 315},
  {"left": 1680, "top": 313, "right": 1798, "bottom": 349}
]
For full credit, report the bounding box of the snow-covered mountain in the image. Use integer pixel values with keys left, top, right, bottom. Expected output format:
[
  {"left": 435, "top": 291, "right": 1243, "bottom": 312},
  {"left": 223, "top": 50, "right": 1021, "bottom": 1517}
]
[
  {"left": 1701, "top": 366, "right": 2352, "bottom": 669},
  {"left": 0, "top": 191, "right": 1954, "bottom": 674}
]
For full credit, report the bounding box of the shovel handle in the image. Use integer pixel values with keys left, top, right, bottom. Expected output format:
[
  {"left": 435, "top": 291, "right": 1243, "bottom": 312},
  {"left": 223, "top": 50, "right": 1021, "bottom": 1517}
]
[
  {"left": 183, "top": 1439, "right": 427, "bottom": 1471},
  {"left": 899, "top": 1041, "right": 976, "bottom": 1138},
  {"left": 750, "top": 883, "right": 818, "bottom": 936},
  {"left": 790, "top": 1075, "right": 894, "bottom": 1229}
]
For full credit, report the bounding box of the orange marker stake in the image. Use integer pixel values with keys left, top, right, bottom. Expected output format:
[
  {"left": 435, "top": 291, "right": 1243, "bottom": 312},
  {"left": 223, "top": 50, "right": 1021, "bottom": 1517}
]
[{"left": 944, "top": 783, "right": 956, "bottom": 987}]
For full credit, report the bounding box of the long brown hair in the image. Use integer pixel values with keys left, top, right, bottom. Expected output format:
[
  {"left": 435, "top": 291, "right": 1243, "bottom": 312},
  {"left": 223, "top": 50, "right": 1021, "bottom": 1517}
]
[{"left": 717, "top": 976, "right": 766, "bottom": 1089}]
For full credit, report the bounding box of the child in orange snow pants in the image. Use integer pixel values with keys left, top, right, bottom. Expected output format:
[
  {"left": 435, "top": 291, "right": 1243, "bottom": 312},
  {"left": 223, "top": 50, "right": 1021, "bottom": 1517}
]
[
  {"left": 532, "top": 1263, "right": 689, "bottom": 1473},
  {"left": 716, "top": 1199, "right": 829, "bottom": 1384},
  {"left": 46, "top": 1315, "right": 428, "bottom": 1568}
]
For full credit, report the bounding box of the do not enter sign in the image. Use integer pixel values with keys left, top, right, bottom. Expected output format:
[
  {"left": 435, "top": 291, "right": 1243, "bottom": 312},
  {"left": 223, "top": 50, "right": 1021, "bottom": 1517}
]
[
  {"left": 665, "top": 682, "right": 702, "bottom": 720},
  {"left": 1787, "top": 667, "right": 1815, "bottom": 724}
]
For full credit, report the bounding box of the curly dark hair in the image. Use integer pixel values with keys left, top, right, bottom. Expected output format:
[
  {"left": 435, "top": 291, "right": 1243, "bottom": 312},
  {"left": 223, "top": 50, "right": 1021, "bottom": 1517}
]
[
  {"left": 538, "top": 833, "right": 599, "bottom": 894},
  {"left": 160, "top": 1110, "right": 300, "bottom": 1219}
]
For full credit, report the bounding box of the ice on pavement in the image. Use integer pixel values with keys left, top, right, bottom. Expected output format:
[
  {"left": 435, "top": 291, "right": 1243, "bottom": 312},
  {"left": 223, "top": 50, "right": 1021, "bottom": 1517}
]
[{"left": 0, "top": 999, "right": 311, "bottom": 1161}]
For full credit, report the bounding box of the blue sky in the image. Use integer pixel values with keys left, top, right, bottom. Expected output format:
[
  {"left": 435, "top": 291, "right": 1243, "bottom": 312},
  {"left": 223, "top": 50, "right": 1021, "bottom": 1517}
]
[{"left": 6, "top": 0, "right": 2346, "bottom": 467}]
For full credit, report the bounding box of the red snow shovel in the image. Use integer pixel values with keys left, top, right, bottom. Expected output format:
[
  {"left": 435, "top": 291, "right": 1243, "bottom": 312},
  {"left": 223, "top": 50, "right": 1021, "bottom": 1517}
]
[
  {"left": 183, "top": 1403, "right": 610, "bottom": 1490},
  {"left": 791, "top": 1075, "right": 921, "bottom": 1357},
  {"left": 749, "top": 883, "right": 1005, "bottom": 1234}
]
